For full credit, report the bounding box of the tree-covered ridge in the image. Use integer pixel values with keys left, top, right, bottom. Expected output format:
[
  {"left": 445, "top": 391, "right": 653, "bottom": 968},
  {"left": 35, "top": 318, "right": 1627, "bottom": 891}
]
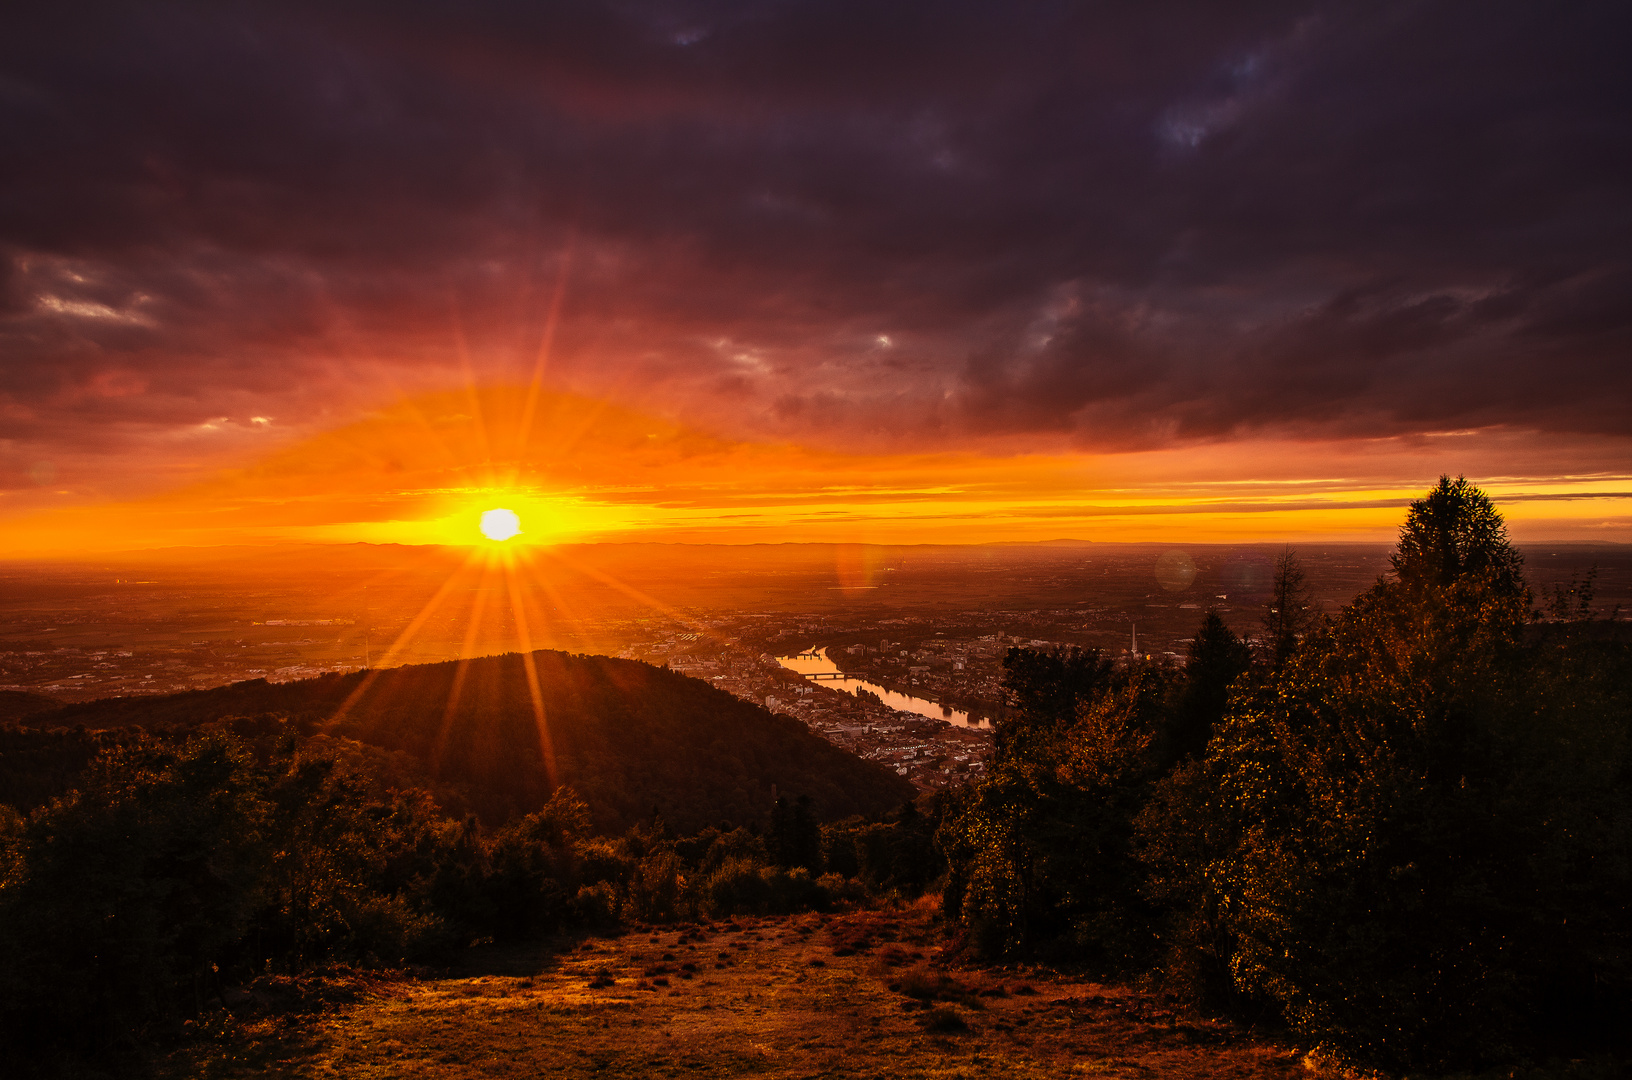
[
  {"left": 940, "top": 477, "right": 1631, "bottom": 1071},
  {"left": 22, "top": 650, "right": 913, "bottom": 834},
  {"left": 0, "top": 689, "right": 60, "bottom": 722}
]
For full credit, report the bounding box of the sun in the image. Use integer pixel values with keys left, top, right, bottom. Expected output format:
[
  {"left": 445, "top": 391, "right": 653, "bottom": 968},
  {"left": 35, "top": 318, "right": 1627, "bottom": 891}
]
[{"left": 479, "top": 507, "right": 522, "bottom": 542}]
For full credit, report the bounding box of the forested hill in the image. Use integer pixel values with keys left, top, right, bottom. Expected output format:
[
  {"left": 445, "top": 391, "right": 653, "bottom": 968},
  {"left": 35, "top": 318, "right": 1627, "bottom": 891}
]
[
  {"left": 0, "top": 689, "right": 60, "bottom": 721},
  {"left": 24, "top": 651, "right": 913, "bottom": 833}
]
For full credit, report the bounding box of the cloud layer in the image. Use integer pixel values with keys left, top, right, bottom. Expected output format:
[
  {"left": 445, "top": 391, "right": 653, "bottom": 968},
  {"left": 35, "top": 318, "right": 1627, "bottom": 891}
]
[{"left": 2, "top": 1, "right": 1629, "bottom": 506}]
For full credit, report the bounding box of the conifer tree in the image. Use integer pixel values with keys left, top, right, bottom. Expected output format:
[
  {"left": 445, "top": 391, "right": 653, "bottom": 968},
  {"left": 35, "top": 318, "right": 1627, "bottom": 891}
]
[
  {"left": 1169, "top": 611, "right": 1250, "bottom": 761},
  {"left": 1261, "top": 547, "right": 1313, "bottom": 668},
  {"left": 1392, "top": 475, "right": 1525, "bottom": 594}
]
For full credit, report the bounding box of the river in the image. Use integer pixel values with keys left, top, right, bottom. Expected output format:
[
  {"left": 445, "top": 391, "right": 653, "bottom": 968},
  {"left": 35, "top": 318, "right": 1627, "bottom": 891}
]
[{"left": 775, "top": 648, "right": 991, "bottom": 729}]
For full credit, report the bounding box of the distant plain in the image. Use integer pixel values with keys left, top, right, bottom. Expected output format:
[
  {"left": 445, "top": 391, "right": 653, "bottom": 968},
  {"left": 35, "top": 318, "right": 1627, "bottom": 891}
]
[{"left": 2, "top": 542, "right": 1626, "bottom": 708}]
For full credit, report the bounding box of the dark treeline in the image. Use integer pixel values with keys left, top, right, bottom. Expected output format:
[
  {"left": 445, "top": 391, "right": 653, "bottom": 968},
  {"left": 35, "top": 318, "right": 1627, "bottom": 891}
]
[
  {"left": 937, "top": 477, "right": 1631, "bottom": 1071},
  {"left": 0, "top": 690, "right": 61, "bottom": 723},
  {"left": 0, "top": 710, "right": 944, "bottom": 1052}
]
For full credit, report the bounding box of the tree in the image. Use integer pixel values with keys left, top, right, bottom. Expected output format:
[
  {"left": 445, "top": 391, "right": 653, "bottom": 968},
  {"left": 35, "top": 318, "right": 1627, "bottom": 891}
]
[
  {"left": 1136, "top": 480, "right": 1628, "bottom": 1069},
  {"left": 0, "top": 733, "right": 270, "bottom": 1043},
  {"left": 769, "top": 794, "right": 821, "bottom": 872},
  {"left": 1168, "top": 611, "right": 1251, "bottom": 762},
  {"left": 941, "top": 655, "right": 1168, "bottom": 961},
  {"left": 1545, "top": 566, "right": 1599, "bottom": 623},
  {"left": 1392, "top": 475, "right": 1525, "bottom": 595},
  {"left": 994, "top": 647, "right": 1113, "bottom": 764},
  {"left": 1261, "top": 548, "right": 1313, "bottom": 669}
]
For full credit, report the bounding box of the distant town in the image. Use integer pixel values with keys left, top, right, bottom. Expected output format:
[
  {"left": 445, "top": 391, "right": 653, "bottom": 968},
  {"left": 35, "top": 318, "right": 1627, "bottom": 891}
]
[{"left": 4, "top": 541, "right": 1625, "bottom": 795}]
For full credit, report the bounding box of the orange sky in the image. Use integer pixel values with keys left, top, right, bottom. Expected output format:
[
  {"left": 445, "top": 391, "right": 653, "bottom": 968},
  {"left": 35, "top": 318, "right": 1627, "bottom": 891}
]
[
  {"left": 4, "top": 387, "right": 1628, "bottom": 556},
  {"left": 5, "top": 6, "right": 1631, "bottom": 558}
]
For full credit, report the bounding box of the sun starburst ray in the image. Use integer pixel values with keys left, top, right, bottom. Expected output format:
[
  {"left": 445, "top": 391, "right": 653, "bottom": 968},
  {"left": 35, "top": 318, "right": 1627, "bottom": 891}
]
[
  {"left": 511, "top": 245, "right": 573, "bottom": 484},
  {"left": 504, "top": 561, "right": 558, "bottom": 789},
  {"left": 323, "top": 545, "right": 488, "bottom": 728},
  {"left": 430, "top": 557, "right": 501, "bottom": 772}
]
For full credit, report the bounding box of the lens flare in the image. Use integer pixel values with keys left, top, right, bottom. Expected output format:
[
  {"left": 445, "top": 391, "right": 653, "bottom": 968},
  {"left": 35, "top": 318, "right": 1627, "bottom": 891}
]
[
  {"left": 480, "top": 508, "right": 522, "bottom": 541},
  {"left": 1154, "top": 549, "right": 1197, "bottom": 592}
]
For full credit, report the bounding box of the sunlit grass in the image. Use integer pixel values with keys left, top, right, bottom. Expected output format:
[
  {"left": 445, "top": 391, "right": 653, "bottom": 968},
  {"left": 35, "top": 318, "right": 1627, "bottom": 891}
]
[{"left": 151, "top": 907, "right": 1317, "bottom": 1080}]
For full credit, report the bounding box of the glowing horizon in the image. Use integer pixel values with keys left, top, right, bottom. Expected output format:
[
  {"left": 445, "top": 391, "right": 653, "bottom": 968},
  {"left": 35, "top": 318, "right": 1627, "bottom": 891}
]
[{"left": 1, "top": 386, "right": 1628, "bottom": 558}]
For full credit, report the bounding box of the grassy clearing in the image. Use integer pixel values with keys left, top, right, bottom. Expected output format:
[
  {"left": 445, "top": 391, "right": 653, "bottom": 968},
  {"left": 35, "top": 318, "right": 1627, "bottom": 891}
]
[{"left": 152, "top": 906, "right": 1305, "bottom": 1080}]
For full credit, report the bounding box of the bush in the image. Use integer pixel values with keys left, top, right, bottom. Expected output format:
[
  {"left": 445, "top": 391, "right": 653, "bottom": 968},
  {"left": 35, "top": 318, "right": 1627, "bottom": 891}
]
[
  {"left": 704, "top": 856, "right": 774, "bottom": 915},
  {"left": 816, "top": 872, "right": 866, "bottom": 906},
  {"left": 338, "top": 893, "right": 447, "bottom": 966},
  {"left": 921, "top": 1005, "right": 969, "bottom": 1032},
  {"left": 700, "top": 857, "right": 829, "bottom": 916},
  {"left": 569, "top": 881, "right": 620, "bottom": 927},
  {"left": 766, "top": 866, "right": 823, "bottom": 912},
  {"left": 700, "top": 826, "right": 768, "bottom": 872},
  {"left": 0, "top": 733, "right": 269, "bottom": 1044},
  {"left": 0, "top": 732, "right": 598, "bottom": 1048},
  {"left": 629, "top": 850, "right": 685, "bottom": 922}
]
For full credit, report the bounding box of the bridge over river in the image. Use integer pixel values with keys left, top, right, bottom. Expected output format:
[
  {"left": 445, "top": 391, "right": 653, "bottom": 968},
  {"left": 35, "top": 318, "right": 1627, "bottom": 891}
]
[{"left": 776, "top": 648, "right": 987, "bottom": 728}]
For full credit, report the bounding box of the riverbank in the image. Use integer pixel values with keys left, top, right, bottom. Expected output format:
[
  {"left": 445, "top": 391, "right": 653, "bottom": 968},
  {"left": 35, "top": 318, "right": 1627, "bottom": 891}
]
[{"left": 777, "top": 648, "right": 995, "bottom": 729}]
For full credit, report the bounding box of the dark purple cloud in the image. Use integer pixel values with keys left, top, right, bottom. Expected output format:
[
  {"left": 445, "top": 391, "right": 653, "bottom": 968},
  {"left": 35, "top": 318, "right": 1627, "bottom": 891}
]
[{"left": 1, "top": 0, "right": 1629, "bottom": 495}]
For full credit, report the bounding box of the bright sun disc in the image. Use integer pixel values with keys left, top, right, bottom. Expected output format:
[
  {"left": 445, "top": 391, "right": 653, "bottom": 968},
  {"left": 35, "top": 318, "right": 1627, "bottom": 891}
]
[{"left": 480, "top": 508, "right": 522, "bottom": 542}]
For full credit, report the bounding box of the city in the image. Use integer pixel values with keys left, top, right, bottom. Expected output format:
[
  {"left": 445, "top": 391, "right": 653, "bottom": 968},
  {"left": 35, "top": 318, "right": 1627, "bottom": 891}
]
[{"left": 7, "top": 541, "right": 1624, "bottom": 797}]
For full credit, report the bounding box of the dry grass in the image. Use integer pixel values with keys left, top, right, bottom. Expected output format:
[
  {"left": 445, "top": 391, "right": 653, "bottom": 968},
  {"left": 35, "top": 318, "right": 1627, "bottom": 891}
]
[{"left": 152, "top": 908, "right": 1309, "bottom": 1080}]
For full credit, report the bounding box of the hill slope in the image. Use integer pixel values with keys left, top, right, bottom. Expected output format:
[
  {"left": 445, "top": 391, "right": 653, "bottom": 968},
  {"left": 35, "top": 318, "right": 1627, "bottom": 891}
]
[
  {"left": 0, "top": 689, "right": 60, "bottom": 722},
  {"left": 27, "top": 651, "right": 913, "bottom": 833}
]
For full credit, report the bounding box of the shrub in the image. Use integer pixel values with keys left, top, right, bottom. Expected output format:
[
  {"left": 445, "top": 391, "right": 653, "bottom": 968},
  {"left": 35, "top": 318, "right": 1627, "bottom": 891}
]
[
  {"left": 700, "top": 857, "right": 829, "bottom": 916},
  {"left": 704, "top": 856, "right": 774, "bottom": 915},
  {"left": 700, "top": 826, "right": 768, "bottom": 872},
  {"left": 816, "top": 872, "right": 866, "bottom": 906},
  {"left": 764, "top": 865, "right": 823, "bottom": 912},
  {"left": 629, "top": 850, "right": 685, "bottom": 922},
  {"left": 569, "top": 881, "right": 620, "bottom": 927},
  {"left": 0, "top": 733, "right": 269, "bottom": 1044}
]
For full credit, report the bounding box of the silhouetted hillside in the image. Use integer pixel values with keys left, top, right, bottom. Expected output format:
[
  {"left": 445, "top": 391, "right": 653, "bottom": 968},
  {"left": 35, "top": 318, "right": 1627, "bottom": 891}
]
[
  {"left": 0, "top": 690, "right": 59, "bottom": 722},
  {"left": 26, "top": 651, "right": 913, "bottom": 833}
]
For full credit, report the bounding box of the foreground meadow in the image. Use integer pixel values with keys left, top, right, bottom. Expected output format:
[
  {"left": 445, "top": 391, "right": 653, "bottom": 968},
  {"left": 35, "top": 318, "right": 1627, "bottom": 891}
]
[{"left": 153, "top": 905, "right": 1302, "bottom": 1080}]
